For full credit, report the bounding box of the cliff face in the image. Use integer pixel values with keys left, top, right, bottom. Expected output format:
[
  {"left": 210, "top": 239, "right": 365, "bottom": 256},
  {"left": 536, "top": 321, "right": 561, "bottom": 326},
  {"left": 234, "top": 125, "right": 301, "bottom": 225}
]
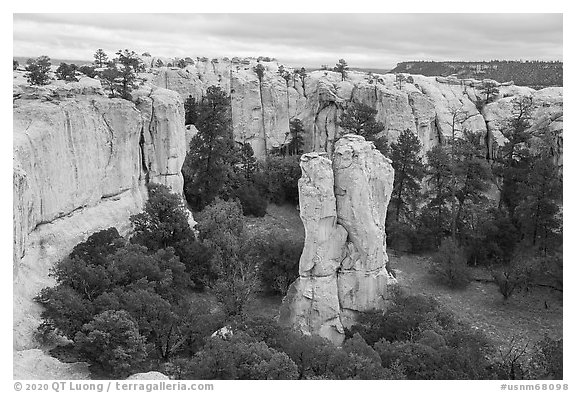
[
  {"left": 148, "top": 61, "right": 563, "bottom": 162},
  {"left": 13, "top": 76, "right": 189, "bottom": 351},
  {"left": 279, "top": 135, "right": 395, "bottom": 345}
]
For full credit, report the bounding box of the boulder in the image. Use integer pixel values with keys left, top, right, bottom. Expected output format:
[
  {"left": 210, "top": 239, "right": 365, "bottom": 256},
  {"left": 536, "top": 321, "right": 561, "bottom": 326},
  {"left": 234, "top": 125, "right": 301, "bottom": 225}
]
[{"left": 126, "top": 371, "right": 170, "bottom": 380}]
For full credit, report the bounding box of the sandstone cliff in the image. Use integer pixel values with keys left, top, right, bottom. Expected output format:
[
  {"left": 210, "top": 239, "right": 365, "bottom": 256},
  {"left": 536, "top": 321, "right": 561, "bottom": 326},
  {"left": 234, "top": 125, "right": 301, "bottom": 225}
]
[
  {"left": 13, "top": 75, "right": 190, "bottom": 357},
  {"left": 279, "top": 135, "right": 395, "bottom": 345},
  {"left": 147, "top": 60, "right": 562, "bottom": 163}
]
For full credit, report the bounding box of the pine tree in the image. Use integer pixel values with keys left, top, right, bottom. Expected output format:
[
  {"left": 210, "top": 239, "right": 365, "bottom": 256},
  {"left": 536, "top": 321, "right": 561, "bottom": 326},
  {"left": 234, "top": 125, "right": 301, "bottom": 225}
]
[
  {"left": 184, "top": 95, "right": 198, "bottom": 126},
  {"left": 390, "top": 129, "right": 424, "bottom": 222},
  {"left": 101, "top": 50, "right": 143, "bottom": 100},
  {"left": 497, "top": 97, "right": 534, "bottom": 215},
  {"left": 339, "top": 102, "right": 384, "bottom": 138},
  {"left": 238, "top": 143, "right": 258, "bottom": 181},
  {"left": 288, "top": 119, "right": 305, "bottom": 156},
  {"left": 334, "top": 59, "right": 349, "bottom": 81},
  {"left": 515, "top": 155, "right": 562, "bottom": 250},
  {"left": 450, "top": 131, "right": 492, "bottom": 240},
  {"left": 425, "top": 145, "right": 453, "bottom": 245},
  {"left": 181, "top": 86, "right": 236, "bottom": 210},
  {"left": 339, "top": 102, "right": 388, "bottom": 155},
  {"left": 93, "top": 49, "right": 109, "bottom": 68}
]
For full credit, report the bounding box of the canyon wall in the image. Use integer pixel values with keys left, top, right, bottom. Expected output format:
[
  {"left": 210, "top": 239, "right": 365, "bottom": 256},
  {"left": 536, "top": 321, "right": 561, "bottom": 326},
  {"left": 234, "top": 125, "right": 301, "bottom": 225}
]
[
  {"left": 278, "top": 135, "right": 395, "bottom": 345},
  {"left": 147, "top": 60, "right": 563, "bottom": 164},
  {"left": 13, "top": 75, "right": 190, "bottom": 353}
]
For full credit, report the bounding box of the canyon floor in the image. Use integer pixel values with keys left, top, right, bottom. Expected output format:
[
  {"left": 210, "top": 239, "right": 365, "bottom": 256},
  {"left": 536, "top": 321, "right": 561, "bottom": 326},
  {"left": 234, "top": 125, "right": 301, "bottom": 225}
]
[{"left": 247, "top": 204, "right": 563, "bottom": 352}]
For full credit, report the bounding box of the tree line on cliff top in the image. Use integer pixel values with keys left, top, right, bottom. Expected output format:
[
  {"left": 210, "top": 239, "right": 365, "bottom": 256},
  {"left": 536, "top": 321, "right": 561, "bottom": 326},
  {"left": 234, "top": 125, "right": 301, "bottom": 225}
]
[{"left": 19, "top": 49, "right": 145, "bottom": 100}]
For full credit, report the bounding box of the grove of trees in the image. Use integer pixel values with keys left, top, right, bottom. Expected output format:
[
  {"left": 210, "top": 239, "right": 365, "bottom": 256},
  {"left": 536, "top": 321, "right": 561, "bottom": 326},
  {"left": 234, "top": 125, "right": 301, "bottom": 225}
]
[{"left": 384, "top": 98, "right": 562, "bottom": 296}]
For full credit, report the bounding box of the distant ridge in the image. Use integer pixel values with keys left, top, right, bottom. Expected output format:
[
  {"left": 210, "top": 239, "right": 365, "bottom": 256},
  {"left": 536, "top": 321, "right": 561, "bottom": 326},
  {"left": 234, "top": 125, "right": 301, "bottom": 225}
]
[
  {"left": 390, "top": 60, "right": 562, "bottom": 88},
  {"left": 13, "top": 56, "right": 92, "bottom": 66}
]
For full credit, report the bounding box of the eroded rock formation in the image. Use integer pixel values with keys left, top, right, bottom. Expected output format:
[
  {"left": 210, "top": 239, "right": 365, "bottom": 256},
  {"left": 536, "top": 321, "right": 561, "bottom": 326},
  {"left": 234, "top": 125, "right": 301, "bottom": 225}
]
[
  {"left": 279, "top": 135, "right": 395, "bottom": 345},
  {"left": 147, "top": 61, "right": 562, "bottom": 163},
  {"left": 13, "top": 74, "right": 191, "bottom": 357}
]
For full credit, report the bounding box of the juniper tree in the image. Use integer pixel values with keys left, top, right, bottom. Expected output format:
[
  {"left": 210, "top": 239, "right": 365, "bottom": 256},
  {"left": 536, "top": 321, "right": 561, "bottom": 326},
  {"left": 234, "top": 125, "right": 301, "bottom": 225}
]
[
  {"left": 26, "top": 55, "right": 51, "bottom": 85},
  {"left": 56, "top": 63, "right": 79, "bottom": 82}
]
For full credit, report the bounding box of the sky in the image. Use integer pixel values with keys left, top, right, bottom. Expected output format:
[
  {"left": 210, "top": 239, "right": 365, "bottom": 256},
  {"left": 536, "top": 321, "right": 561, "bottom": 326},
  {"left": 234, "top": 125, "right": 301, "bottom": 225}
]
[{"left": 12, "top": 13, "right": 563, "bottom": 69}]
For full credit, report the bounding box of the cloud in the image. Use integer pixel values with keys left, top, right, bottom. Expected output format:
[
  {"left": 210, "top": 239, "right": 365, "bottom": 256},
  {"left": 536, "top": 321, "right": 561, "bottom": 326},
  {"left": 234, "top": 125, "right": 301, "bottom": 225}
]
[{"left": 13, "top": 13, "right": 563, "bottom": 68}]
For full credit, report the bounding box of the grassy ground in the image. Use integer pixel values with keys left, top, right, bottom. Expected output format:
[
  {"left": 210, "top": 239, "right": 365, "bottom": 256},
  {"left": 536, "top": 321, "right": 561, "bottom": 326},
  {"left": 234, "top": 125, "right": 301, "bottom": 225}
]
[
  {"left": 246, "top": 204, "right": 563, "bottom": 351},
  {"left": 390, "top": 252, "right": 563, "bottom": 350}
]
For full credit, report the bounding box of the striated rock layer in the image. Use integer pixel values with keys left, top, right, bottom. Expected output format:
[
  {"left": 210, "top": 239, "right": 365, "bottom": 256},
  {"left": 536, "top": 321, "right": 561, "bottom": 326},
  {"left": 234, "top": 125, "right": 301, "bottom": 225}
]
[
  {"left": 13, "top": 76, "right": 191, "bottom": 356},
  {"left": 147, "top": 61, "right": 562, "bottom": 162},
  {"left": 279, "top": 135, "right": 395, "bottom": 345}
]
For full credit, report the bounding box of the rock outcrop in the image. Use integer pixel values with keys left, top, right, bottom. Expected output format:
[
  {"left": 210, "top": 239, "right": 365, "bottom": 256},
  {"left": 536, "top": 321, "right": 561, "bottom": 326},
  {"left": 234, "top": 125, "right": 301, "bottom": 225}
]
[
  {"left": 13, "top": 350, "right": 90, "bottom": 380},
  {"left": 279, "top": 135, "right": 395, "bottom": 345},
  {"left": 126, "top": 372, "right": 170, "bottom": 380},
  {"left": 146, "top": 61, "right": 562, "bottom": 162},
  {"left": 13, "top": 74, "right": 190, "bottom": 362}
]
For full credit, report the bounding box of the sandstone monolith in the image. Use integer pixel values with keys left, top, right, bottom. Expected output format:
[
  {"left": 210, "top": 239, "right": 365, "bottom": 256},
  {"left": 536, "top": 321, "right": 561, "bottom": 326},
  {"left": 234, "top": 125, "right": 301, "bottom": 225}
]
[{"left": 279, "top": 135, "right": 395, "bottom": 345}]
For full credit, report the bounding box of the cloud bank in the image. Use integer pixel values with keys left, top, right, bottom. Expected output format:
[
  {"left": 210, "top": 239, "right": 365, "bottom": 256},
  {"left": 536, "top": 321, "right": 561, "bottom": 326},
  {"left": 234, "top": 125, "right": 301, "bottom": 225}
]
[{"left": 13, "top": 13, "right": 563, "bottom": 69}]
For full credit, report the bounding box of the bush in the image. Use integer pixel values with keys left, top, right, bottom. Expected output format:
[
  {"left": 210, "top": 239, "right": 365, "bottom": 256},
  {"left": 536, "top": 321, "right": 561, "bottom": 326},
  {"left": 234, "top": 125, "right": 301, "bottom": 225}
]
[
  {"left": 258, "top": 155, "right": 301, "bottom": 204},
  {"left": 78, "top": 65, "right": 97, "bottom": 78},
  {"left": 198, "top": 199, "right": 259, "bottom": 316},
  {"left": 347, "top": 294, "right": 439, "bottom": 345},
  {"left": 74, "top": 310, "right": 147, "bottom": 378},
  {"left": 386, "top": 220, "right": 414, "bottom": 253},
  {"left": 374, "top": 339, "right": 491, "bottom": 379},
  {"left": 250, "top": 231, "right": 302, "bottom": 295},
  {"left": 176, "top": 332, "right": 299, "bottom": 380},
  {"left": 463, "top": 210, "right": 520, "bottom": 266},
  {"left": 528, "top": 336, "right": 562, "bottom": 379},
  {"left": 56, "top": 63, "right": 78, "bottom": 82},
  {"left": 430, "top": 238, "right": 470, "bottom": 288},
  {"left": 13, "top": 59, "right": 19, "bottom": 70},
  {"left": 235, "top": 183, "right": 267, "bottom": 217},
  {"left": 36, "top": 285, "right": 96, "bottom": 340},
  {"left": 368, "top": 298, "right": 496, "bottom": 379}
]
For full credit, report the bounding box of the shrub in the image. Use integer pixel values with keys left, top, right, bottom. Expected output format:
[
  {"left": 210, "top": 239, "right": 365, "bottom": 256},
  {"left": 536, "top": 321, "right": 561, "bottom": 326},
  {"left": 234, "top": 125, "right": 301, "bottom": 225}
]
[
  {"left": 56, "top": 63, "right": 78, "bottom": 82},
  {"left": 78, "top": 65, "right": 97, "bottom": 78},
  {"left": 528, "top": 336, "right": 562, "bottom": 379},
  {"left": 430, "top": 238, "right": 470, "bottom": 288},
  {"left": 35, "top": 285, "right": 96, "bottom": 340},
  {"left": 13, "top": 59, "right": 19, "bottom": 70},
  {"left": 198, "top": 199, "right": 258, "bottom": 316},
  {"left": 177, "top": 332, "right": 299, "bottom": 380},
  {"left": 385, "top": 220, "right": 414, "bottom": 253},
  {"left": 74, "top": 310, "right": 147, "bottom": 378},
  {"left": 250, "top": 231, "right": 302, "bottom": 295},
  {"left": 235, "top": 183, "right": 267, "bottom": 217},
  {"left": 347, "top": 294, "right": 439, "bottom": 345},
  {"left": 259, "top": 155, "right": 301, "bottom": 204}
]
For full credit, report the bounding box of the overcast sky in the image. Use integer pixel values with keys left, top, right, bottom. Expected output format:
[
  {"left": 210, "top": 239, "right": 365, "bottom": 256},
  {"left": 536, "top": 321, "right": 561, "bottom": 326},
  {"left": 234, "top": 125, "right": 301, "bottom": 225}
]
[{"left": 13, "top": 13, "right": 563, "bottom": 69}]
